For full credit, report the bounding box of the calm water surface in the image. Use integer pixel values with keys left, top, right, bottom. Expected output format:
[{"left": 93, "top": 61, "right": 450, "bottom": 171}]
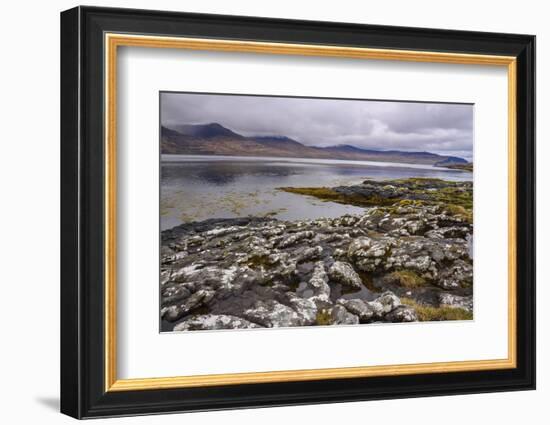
[{"left": 161, "top": 155, "right": 472, "bottom": 231}]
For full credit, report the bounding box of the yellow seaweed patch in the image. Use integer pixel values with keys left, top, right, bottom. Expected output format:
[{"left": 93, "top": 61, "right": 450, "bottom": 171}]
[{"left": 278, "top": 187, "right": 396, "bottom": 207}]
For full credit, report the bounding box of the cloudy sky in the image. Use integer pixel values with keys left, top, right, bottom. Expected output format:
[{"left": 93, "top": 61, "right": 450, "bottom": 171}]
[{"left": 161, "top": 92, "right": 473, "bottom": 160}]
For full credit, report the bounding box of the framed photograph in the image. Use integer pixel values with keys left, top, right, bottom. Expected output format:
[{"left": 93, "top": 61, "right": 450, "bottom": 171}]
[{"left": 60, "top": 6, "right": 535, "bottom": 419}]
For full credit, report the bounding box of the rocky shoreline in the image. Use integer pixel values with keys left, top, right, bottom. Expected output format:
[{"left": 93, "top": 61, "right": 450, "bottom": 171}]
[{"left": 160, "top": 178, "right": 473, "bottom": 331}]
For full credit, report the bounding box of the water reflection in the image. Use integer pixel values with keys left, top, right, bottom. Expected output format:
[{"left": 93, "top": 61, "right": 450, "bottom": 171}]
[{"left": 162, "top": 162, "right": 299, "bottom": 186}]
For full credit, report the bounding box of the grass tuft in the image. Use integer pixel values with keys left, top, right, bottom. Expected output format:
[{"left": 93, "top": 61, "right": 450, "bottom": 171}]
[
  {"left": 316, "top": 309, "right": 333, "bottom": 326},
  {"left": 401, "top": 297, "right": 473, "bottom": 321},
  {"left": 443, "top": 203, "right": 473, "bottom": 224},
  {"left": 386, "top": 270, "right": 427, "bottom": 288}
]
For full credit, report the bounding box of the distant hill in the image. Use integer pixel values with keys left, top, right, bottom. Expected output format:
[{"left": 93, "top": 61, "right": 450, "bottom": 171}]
[
  {"left": 168, "top": 122, "right": 243, "bottom": 139},
  {"left": 433, "top": 156, "right": 469, "bottom": 167},
  {"left": 322, "top": 145, "right": 467, "bottom": 165},
  {"left": 440, "top": 162, "right": 473, "bottom": 171},
  {"left": 161, "top": 123, "right": 468, "bottom": 166}
]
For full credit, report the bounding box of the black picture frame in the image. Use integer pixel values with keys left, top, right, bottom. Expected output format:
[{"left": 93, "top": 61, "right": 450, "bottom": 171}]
[{"left": 61, "top": 5, "right": 536, "bottom": 419}]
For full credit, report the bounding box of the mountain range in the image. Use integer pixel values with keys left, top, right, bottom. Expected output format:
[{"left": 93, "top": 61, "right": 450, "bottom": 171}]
[{"left": 161, "top": 123, "right": 468, "bottom": 166}]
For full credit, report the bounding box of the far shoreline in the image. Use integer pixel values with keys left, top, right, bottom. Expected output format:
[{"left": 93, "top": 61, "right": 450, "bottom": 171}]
[{"left": 160, "top": 153, "right": 472, "bottom": 173}]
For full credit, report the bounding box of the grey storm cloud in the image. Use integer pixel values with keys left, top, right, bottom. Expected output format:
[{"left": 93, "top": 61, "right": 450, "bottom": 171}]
[{"left": 161, "top": 92, "right": 473, "bottom": 160}]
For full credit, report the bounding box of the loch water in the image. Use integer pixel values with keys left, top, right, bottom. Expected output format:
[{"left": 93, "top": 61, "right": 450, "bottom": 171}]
[{"left": 161, "top": 155, "right": 472, "bottom": 231}]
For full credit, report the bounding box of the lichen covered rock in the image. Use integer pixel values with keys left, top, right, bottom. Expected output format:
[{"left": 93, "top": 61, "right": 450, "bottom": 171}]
[
  {"left": 161, "top": 179, "right": 473, "bottom": 331},
  {"left": 328, "top": 261, "right": 363, "bottom": 289},
  {"left": 173, "top": 314, "right": 260, "bottom": 331}
]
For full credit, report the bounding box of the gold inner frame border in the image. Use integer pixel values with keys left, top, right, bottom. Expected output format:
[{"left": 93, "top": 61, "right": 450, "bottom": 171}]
[{"left": 104, "top": 33, "right": 517, "bottom": 392}]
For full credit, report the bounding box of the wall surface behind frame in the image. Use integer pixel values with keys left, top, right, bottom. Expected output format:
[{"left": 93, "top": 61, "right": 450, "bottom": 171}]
[{"left": 0, "top": 0, "right": 544, "bottom": 424}]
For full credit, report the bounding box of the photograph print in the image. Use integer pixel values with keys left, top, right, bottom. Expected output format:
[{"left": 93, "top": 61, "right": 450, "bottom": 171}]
[{"left": 160, "top": 92, "right": 474, "bottom": 332}]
